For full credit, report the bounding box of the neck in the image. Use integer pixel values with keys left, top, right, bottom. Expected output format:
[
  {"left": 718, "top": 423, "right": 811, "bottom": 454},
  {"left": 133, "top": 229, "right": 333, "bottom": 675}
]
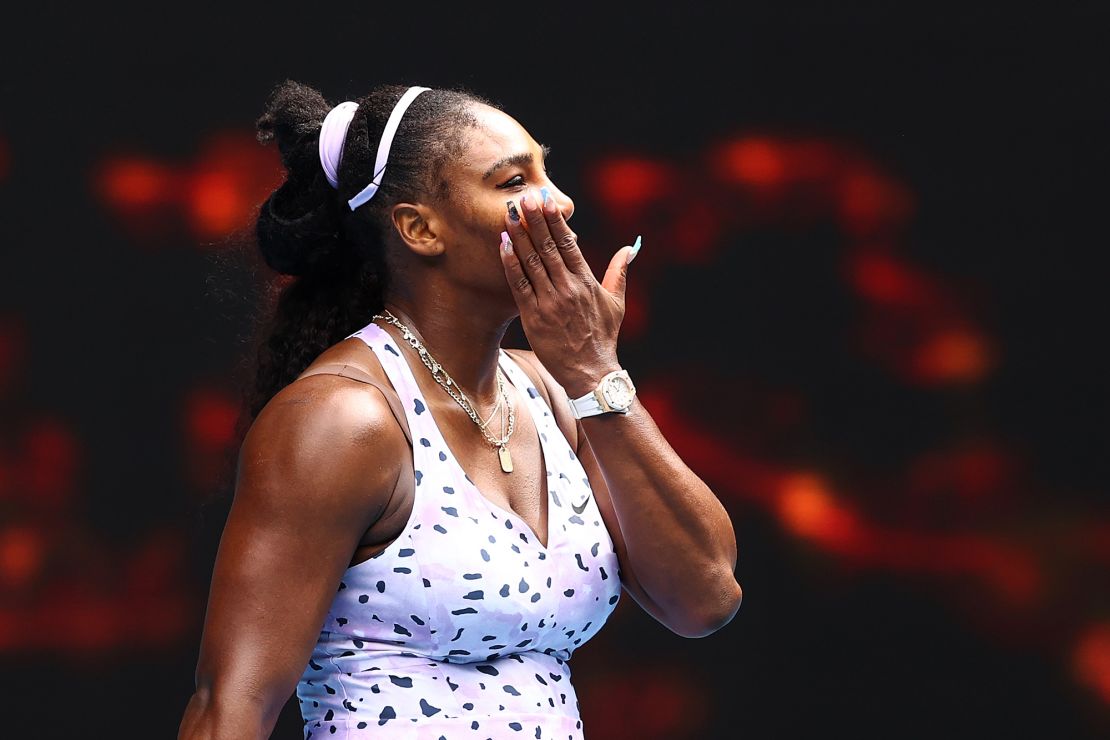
[{"left": 378, "top": 294, "right": 516, "bottom": 407}]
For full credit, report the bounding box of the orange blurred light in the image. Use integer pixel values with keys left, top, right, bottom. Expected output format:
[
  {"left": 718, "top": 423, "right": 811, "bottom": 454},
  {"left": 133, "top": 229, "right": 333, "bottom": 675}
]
[
  {"left": 591, "top": 157, "right": 671, "bottom": 210},
  {"left": 0, "top": 525, "right": 45, "bottom": 589},
  {"left": 912, "top": 328, "right": 992, "bottom": 384},
  {"left": 848, "top": 251, "right": 937, "bottom": 307},
  {"left": 94, "top": 130, "right": 281, "bottom": 243},
  {"left": 188, "top": 169, "right": 246, "bottom": 238},
  {"left": 837, "top": 169, "right": 914, "bottom": 235},
  {"left": 1073, "top": 622, "right": 1110, "bottom": 705},
  {"left": 186, "top": 132, "right": 281, "bottom": 240},
  {"left": 718, "top": 137, "right": 787, "bottom": 188},
  {"left": 776, "top": 473, "right": 861, "bottom": 549},
  {"left": 96, "top": 158, "right": 175, "bottom": 208}
]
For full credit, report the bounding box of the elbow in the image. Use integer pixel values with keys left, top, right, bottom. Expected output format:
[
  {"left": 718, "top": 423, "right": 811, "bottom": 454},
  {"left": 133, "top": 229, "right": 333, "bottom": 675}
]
[
  {"left": 179, "top": 685, "right": 269, "bottom": 740},
  {"left": 672, "top": 578, "right": 743, "bottom": 639},
  {"left": 179, "top": 688, "right": 220, "bottom": 740}
]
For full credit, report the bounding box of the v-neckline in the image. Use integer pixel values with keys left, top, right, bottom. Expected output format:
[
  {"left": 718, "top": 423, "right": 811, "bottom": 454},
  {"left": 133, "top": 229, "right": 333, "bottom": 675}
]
[{"left": 395, "top": 339, "right": 554, "bottom": 553}]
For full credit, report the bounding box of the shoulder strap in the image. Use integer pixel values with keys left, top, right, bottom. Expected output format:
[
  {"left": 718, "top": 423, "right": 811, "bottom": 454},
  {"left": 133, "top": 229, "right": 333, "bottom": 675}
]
[
  {"left": 503, "top": 348, "right": 581, "bottom": 452},
  {"left": 298, "top": 363, "right": 413, "bottom": 447},
  {"left": 503, "top": 349, "right": 561, "bottom": 412}
]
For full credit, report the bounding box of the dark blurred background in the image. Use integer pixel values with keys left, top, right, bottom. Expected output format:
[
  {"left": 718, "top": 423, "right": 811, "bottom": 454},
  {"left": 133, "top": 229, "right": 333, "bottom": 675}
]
[{"left": 1, "top": 3, "right": 1107, "bottom": 738}]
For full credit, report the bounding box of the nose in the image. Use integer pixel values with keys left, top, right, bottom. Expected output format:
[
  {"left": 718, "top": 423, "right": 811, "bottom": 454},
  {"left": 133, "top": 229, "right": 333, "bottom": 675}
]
[
  {"left": 561, "top": 195, "right": 575, "bottom": 222},
  {"left": 549, "top": 186, "right": 575, "bottom": 222}
]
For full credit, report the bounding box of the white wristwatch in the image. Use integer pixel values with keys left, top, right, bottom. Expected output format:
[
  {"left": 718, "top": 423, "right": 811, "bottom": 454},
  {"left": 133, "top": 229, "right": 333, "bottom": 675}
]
[{"left": 568, "top": 369, "right": 637, "bottom": 419}]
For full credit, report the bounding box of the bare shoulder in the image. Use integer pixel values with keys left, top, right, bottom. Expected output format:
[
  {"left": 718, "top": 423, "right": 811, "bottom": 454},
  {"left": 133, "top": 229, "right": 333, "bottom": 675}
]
[
  {"left": 193, "top": 371, "right": 411, "bottom": 715},
  {"left": 239, "top": 369, "right": 407, "bottom": 535},
  {"left": 306, "top": 335, "right": 393, "bottom": 381}
]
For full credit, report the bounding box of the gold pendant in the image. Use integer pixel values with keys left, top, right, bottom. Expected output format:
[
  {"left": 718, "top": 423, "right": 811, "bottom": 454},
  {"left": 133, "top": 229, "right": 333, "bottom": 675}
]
[{"left": 498, "top": 444, "right": 513, "bottom": 473}]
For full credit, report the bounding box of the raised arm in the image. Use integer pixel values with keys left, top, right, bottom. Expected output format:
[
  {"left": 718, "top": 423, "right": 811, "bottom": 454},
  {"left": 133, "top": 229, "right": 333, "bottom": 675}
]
[{"left": 178, "top": 375, "right": 408, "bottom": 740}]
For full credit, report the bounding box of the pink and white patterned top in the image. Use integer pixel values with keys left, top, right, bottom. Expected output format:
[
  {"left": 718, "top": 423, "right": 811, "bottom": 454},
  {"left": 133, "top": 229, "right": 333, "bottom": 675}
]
[{"left": 296, "top": 320, "right": 622, "bottom": 739}]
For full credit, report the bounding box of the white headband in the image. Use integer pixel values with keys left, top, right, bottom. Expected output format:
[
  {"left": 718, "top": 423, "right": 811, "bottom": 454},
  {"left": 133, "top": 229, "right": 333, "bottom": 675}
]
[{"left": 317, "top": 86, "right": 432, "bottom": 211}]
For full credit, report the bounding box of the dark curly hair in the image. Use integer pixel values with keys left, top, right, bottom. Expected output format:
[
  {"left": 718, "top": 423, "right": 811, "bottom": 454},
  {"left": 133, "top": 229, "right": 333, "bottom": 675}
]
[{"left": 245, "top": 80, "right": 496, "bottom": 421}]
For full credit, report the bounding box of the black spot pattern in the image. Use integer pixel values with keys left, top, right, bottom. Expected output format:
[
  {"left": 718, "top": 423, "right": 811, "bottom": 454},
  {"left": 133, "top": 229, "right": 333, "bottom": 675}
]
[{"left": 296, "top": 326, "right": 621, "bottom": 739}]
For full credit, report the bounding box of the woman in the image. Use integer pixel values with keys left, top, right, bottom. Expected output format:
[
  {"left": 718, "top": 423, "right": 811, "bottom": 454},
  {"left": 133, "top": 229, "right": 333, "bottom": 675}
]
[{"left": 179, "top": 81, "right": 742, "bottom": 739}]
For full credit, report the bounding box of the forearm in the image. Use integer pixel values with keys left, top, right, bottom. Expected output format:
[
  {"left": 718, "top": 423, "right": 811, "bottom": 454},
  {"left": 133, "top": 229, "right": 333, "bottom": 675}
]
[{"left": 579, "top": 396, "right": 741, "bottom": 629}]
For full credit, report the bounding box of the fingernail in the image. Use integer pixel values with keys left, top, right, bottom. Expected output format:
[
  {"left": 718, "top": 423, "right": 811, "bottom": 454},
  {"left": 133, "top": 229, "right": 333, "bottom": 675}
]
[
  {"left": 626, "top": 235, "right": 642, "bottom": 265},
  {"left": 520, "top": 191, "right": 531, "bottom": 210},
  {"left": 506, "top": 200, "right": 520, "bottom": 222},
  {"left": 540, "top": 187, "right": 551, "bottom": 206},
  {"left": 500, "top": 230, "right": 513, "bottom": 253}
]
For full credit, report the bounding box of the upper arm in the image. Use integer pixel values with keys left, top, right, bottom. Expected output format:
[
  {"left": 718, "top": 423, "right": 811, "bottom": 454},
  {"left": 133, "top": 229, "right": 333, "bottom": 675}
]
[
  {"left": 504, "top": 350, "right": 670, "bottom": 626},
  {"left": 192, "top": 375, "right": 408, "bottom": 730}
]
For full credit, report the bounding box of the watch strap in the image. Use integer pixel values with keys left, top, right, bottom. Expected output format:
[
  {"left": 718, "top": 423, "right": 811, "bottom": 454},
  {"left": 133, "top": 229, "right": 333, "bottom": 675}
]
[{"left": 568, "top": 369, "right": 634, "bottom": 419}]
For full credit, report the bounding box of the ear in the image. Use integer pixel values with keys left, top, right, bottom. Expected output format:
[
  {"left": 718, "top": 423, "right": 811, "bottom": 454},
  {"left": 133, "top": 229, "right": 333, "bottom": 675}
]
[{"left": 390, "top": 202, "right": 443, "bottom": 257}]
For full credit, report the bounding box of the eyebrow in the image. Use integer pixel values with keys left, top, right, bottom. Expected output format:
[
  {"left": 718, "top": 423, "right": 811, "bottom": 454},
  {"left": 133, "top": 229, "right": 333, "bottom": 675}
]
[{"left": 482, "top": 143, "right": 551, "bottom": 180}]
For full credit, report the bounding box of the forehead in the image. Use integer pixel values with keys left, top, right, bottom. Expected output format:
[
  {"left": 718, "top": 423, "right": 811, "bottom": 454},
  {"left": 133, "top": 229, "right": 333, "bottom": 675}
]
[{"left": 458, "top": 104, "right": 542, "bottom": 175}]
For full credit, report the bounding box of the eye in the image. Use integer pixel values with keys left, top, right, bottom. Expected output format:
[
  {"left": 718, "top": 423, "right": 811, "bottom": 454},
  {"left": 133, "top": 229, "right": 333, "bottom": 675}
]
[{"left": 498, "top": 175, "right": 526, "bottom": 189}]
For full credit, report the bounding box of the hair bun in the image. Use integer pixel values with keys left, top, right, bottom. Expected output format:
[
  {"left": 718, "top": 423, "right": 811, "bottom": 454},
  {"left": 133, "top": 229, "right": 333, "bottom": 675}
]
[
  {"left": 255, "top": 80, "right": 332, "bottom": 167},
  {"left": 256, "top": 187, "right": 343, "bottom": 276},
  {"left": 254, "top": 80, "right": 344, "bottom": 276}
]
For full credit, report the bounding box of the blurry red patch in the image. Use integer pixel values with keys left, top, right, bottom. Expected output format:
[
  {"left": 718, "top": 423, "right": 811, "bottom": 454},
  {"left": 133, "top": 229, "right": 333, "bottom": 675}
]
[
  {"left": 93, "top": 131, "right": 281, "bottom": 243},
  {"left": 21, "top": 418, "right": 80, "bottom": 507},
  {"left": 590, "top": 156, "right": 672, "bottom": 212},
  {"left": 1074, "top": 622, "right": 1110, "bottom": 705},
  {"left": 717, "top": 137, "right": 787, "bottom": 189}
]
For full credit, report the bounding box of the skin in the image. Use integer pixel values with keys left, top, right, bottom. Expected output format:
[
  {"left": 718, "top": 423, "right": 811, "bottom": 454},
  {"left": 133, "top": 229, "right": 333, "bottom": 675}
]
[{"left": 178, "top": 103, "right": 741, "bottom": 739}]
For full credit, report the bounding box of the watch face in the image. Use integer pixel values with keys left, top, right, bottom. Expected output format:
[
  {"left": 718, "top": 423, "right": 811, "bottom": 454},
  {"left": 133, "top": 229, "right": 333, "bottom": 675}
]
[{"left": 602, "top": 375, "right": 634, "bottom": 409}]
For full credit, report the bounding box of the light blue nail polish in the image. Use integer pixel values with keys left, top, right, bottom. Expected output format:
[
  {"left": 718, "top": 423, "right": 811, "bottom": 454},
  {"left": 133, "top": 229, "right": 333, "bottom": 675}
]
[
  {"left": 540, "top": 187, "right": 551, "bottom": 206},
  {"left": 627, "top": 235, "right": 642, "bottom": 264}
]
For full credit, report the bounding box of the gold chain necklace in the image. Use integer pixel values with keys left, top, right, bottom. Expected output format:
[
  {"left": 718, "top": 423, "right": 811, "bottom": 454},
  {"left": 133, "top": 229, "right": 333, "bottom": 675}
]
[{"left": 372, "top": 309, "right": 516, "bottom": 473}]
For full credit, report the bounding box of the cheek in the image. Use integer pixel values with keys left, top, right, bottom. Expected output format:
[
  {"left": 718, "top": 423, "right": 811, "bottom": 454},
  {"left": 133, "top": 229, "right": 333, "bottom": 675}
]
[
  {"left": 476, "top": 192, "right": 520, "bottom": 236},
  {"left": 450, "top": 194, "right": 511, "bottom": 251}
]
